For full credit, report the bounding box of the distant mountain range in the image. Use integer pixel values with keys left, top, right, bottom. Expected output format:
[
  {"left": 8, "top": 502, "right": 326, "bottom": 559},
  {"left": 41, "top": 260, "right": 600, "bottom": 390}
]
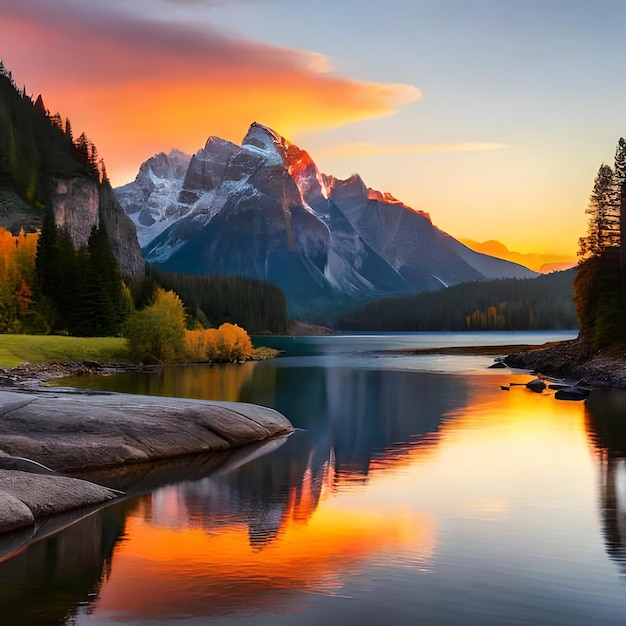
[
  {"left": 115, "top": 123, "right": 536, "bottom": 319},
  {"left": 459, "top": 238, "right": 576, "bottom": 274}
]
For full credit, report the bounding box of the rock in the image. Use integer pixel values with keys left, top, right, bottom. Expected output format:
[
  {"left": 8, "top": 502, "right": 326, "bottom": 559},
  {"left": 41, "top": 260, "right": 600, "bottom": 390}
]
[
  {"left": 489, "top": 361, "right": 508, "bottom": 369},
  {"left": 555, "top": 386, "right": 591, "bottom": 401},
  {"left": 0, "top": 470, "right": 117, "bottom": 522},
  {"left": 51, "top": 178, "right": 144, "bottom": 277},
  {"left": 0, "top": 489, "right": 34, "bottom": 533},
  {"left": 526, "top": 378, "right": 546, "bottom": 392},
  {"left": 0, "top": 389, "right": 293, "bottom": 536},
  {"left": 0, "top": 455, "right": 57, "bottom": 475},
  {"left": 0, "top": 390, "right": 293, "bottom": 473}
]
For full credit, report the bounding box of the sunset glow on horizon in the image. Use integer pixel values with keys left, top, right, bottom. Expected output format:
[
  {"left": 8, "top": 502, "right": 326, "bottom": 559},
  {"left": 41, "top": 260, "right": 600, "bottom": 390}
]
[{"left": 2, "top": 0, "right": 625, "bottom": 260}]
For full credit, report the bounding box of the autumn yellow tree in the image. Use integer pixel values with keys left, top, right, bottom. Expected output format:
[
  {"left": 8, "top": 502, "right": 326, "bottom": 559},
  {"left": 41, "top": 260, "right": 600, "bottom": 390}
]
[
  {"left": 123, "top": 288, "right": 186, "bottom": 363},
  {"left": 216, "top": 323, "right": 253, "bottom": 361},
  {"left": 0, "top": 227, "right": 37, "bottom": 332},
  {"left": 184, "top": 323, "right": 252, "bottom": 362}
]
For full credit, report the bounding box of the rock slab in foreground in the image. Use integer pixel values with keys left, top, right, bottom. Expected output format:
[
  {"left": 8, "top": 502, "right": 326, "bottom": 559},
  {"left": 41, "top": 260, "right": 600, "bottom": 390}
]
[
  {"left": 0, "top": 470, "right": 117, "bottom": 534},
  {"left": 0, "top": 390, "right": 294, "bottom": 473}
]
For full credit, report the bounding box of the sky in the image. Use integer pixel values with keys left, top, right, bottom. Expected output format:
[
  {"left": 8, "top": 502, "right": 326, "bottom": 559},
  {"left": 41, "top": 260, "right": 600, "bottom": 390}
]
[{"left": 1, "top": 0, "right": 626, "bottom": 261}]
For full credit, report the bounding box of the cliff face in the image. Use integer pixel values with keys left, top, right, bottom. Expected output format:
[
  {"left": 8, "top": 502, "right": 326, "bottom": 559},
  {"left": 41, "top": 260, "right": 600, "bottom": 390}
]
[
  {"left": 0, "top": 66, "right": 143, "bottom": 278},
  {"left": 49, "top": 177, "right": 143, "bottom": 277},
  {"left": 98, "top": 182, "right": 144, "bottom": 277},
  {"left": 50, "top": 178, "right": 100, "bottom": 248}
]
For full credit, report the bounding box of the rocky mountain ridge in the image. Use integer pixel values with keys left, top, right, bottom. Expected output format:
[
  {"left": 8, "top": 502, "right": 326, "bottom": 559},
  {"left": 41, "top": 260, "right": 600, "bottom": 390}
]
[{"left": 116, "top": 123, "right": 536, "bottom": 318}]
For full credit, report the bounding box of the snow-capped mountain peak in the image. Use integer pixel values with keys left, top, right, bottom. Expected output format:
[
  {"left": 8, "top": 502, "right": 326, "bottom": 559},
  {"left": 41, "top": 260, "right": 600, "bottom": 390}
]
[
  {"left": 115, "top": 124, "right": 537, "bottom": 319},
  {"left": 114, "top": 149, "right": 192, "bottom": 247}
]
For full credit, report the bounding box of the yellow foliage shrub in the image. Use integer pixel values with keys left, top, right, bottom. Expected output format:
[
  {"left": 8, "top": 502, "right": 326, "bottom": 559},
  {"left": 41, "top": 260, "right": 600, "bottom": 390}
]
[{"left": 184, "top": 323, "right": 252, "bottom": 363}]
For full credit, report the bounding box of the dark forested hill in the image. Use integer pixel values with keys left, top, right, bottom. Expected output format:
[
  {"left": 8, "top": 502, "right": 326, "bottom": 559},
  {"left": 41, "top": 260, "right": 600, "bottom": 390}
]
[
  {"left": 0, "top": 63, "right": 102, "bottom": 209},
  {"left": 0, "top": 62, "right": 143, "bottom": 276},
  {"left": 131, "top": 266, "right": 289, "bottom": 335},
  {"left": 335, "top": 269, "right": 577, "bottom": 331}
]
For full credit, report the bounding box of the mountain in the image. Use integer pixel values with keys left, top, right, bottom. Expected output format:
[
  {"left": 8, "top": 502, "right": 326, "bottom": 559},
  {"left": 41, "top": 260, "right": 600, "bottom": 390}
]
[
  {"left": 459, "top": 238, "right": 576, "bottom": 274},
  {"left": 116, "top": 123, "right": 536, "bottom": 319},
  {"left": 0, "top": 65, "right": 143, "bottom": 277},
  {"left": 115, "top": 149, "right": 192, "bottom": 247}
]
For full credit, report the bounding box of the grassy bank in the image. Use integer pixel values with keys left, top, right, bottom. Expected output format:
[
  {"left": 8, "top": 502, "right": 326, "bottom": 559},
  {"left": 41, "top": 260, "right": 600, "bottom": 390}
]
[{"left": 0, "top": 335, "right": 129, "bottom": 368}]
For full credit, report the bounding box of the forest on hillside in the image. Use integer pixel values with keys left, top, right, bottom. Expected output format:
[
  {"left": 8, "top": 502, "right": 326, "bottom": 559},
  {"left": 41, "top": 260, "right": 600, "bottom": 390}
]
[
  {"left": 574, "top": 138, "right": 626, "bottom": 350},
  {"left": 130, "top": 267, "right": 288, "bottom": 335},
  {"left": 335, "top": 270, "right": 577, "bottom": 331},
  {"left": 0, "top": 62, "right": 289, "bottom": 337},
  {"left": 0, "top": 62, "right": 103, "bottom": 209}
]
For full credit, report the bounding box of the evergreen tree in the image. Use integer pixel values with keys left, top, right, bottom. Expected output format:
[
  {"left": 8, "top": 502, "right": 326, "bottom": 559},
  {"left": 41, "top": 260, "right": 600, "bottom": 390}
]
[
  {"left": 574, "top": 137, "right": 626, "bottom": 349},
  {"left": 65, "top": 117, "right": 73, "bottom": 143},
  {"left": 83, "top": 223, "right": 124, "bottom": 335},
  {"left": 612, "top": 138, "right": 626, "bottom": 250},
  {"left": 579, "top": 164, "right": 616, "bottom": 258}
]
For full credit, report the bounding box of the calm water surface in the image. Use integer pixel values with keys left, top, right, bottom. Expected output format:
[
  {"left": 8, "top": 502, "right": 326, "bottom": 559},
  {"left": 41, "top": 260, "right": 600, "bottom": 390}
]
[{"left": 5, "top": 331, "right": 626, "bottom": 625}]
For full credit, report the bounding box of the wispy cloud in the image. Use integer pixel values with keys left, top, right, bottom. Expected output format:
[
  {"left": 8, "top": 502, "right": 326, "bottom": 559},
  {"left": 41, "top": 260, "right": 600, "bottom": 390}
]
[
  {"left": 0, "top": 0, "right": 420, "bottom": 183},
  {"left": 328, "top": 141, "right": 507, "bottom": 158}
]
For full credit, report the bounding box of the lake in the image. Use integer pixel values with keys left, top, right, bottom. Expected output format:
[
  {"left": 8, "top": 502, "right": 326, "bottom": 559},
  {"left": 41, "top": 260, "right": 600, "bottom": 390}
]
[{"left": 4, "top": 330, "right": 626, "bottom": 625}]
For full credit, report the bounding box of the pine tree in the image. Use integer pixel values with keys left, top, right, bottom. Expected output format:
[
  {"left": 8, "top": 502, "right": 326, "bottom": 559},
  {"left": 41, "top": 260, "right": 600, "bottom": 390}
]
[
  {"left": 579, "top": 164, "right": 616, "bottom": 258},
  {"left": 612, "top": 138, "right": 626, "bottom": 249}
]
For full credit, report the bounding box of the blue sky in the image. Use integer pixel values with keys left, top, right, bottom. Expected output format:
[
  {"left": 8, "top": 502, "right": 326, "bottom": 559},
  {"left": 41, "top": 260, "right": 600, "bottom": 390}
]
[{"left": 2, "top": 0, "right": 625, "bottom": 257}]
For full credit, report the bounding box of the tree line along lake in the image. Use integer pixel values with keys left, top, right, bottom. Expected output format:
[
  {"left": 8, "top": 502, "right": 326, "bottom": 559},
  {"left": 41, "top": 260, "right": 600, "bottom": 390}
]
[{"left": 3, "top": 330, "right": 626, "bottom": 625}]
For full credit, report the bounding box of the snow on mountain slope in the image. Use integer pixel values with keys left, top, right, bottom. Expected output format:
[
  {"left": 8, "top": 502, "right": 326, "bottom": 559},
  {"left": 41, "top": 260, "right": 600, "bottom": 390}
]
[
  {"left": 116, "top": 123, "right": 536, "bottom": 319},
  {"left": 114, "top": 149, "right": 191, "bottom": 247}
]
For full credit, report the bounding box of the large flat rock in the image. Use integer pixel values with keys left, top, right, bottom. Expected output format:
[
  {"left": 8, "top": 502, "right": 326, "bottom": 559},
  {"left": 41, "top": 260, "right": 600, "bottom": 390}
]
[
  {"left": 0, "top": 391, "right": 293, "bottom": 472},
  {"left": 0, "top": 390, "right": 293, "bottom": 472},
  {"left": 0, "top": 389, "right": 293, "bottom": 539}
]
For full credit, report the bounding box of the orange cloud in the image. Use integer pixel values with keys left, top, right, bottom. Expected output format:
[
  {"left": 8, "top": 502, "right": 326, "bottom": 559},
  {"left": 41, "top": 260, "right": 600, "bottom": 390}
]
[
  {"left": 328, "top": 141, "right": 507, "bottom": 158},
  {"left": 0, "top": 0, "right": 420, "bottom": 184}
]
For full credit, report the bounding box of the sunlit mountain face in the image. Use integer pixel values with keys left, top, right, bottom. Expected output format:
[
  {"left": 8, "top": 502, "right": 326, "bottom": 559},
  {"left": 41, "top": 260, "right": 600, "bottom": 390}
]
[{"left": 116, "top": 123, "right": 536, "bottom": 320}]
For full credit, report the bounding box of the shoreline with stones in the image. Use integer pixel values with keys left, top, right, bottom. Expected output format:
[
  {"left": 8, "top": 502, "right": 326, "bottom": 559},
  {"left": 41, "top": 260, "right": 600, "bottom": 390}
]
[
  {"left": 378, "top": 338, "right": 626, "bottom": 390},
  {"left": 502, "top": 337, "right": 626, "bottom": 390}
]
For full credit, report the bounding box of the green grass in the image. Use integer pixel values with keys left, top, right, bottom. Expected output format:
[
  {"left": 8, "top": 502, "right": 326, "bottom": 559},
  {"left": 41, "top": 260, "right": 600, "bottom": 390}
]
[{"left": 0, "top": 335, "right": 130, "bottom": 368}]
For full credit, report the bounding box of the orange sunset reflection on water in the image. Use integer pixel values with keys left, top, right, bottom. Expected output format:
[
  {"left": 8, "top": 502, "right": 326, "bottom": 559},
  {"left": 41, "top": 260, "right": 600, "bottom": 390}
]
[
  {"left": 83, "top": 369, "right": 596, "bottom": 623},
  {"left": 93, "top": 491, "right": 434, "bottom": 621}
]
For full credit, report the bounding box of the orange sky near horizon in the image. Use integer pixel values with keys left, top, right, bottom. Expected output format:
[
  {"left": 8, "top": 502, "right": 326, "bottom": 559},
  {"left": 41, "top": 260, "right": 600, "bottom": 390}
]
[
  {"left": 2, "top": 0, "right": 623, "bottom": 262},
  {"left": 0, "top": 2, "right": 419, "bottom": 183}
]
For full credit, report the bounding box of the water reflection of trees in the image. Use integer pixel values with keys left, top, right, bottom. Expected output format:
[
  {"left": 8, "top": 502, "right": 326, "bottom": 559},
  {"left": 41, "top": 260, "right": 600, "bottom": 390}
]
[
  {"left": 0, "top": 501, "right": 135, "bottom": 626},
  {"left": 179, "top": 429, "right": 326, "bottom": 548},
  {"left": 585, "top": 389, "right": 626, "bottom": 572}
]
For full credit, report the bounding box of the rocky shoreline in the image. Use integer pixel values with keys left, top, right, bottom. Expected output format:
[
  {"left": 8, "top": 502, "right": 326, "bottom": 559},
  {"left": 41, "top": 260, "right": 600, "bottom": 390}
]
[
  {"left": 0, "top": 383, "right": 294, "bottom": 554},
  {"left": 0, "top": 360, "right": 157, "bottom": 392},
  {"left": 504, "top": 337, "right": 626, "bottom": 389}
]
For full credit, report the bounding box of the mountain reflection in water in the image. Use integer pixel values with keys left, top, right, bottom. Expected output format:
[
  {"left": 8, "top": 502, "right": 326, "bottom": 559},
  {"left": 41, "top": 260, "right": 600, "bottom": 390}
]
[{"left": 5, "top": 332, "right": 626, "bottom": 625}]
